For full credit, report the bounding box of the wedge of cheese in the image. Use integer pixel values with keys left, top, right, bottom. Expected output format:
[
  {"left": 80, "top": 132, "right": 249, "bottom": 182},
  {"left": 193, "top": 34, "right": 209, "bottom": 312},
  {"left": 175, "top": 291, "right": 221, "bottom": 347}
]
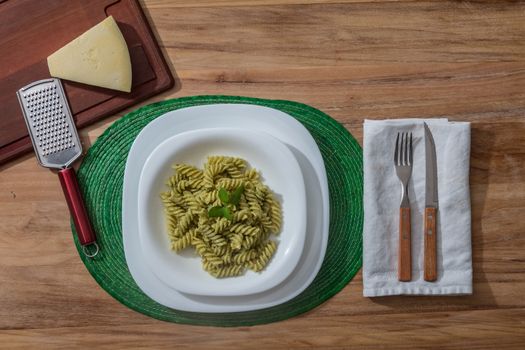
[{"left": 47, "top": 16, "right": 132, "bottom": 92}]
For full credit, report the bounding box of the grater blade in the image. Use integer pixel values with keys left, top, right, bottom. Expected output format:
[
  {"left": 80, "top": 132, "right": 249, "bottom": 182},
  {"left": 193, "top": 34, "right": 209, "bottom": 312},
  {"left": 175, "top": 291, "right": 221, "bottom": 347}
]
[{"left": 17, "top": 78, "right": 82, "bottom": 169}]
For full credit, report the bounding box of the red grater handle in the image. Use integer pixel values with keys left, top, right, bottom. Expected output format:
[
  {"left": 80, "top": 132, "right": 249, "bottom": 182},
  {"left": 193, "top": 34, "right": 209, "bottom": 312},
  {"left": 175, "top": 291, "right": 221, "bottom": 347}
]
[{"left": 58, "top": 168, "right": 97, "bottom": 253}]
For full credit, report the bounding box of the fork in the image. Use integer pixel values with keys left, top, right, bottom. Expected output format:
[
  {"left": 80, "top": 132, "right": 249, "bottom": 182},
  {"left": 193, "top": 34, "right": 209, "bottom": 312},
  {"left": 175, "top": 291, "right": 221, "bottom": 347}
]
[{"left": 394, "top": 132, "right": 413, "bottom": 282}]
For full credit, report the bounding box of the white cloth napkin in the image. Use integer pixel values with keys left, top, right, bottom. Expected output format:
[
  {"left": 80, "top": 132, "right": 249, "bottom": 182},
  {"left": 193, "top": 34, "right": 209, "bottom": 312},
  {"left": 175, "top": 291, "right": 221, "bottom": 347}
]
[{"left": 363, "top": 119, "right": 472, "bottom": 296}]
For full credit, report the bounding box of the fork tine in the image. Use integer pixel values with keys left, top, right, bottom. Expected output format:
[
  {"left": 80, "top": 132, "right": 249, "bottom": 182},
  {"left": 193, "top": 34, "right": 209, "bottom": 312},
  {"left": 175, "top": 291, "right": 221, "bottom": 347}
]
[
  {"left": 405, "top": 132, "right": 410, "bottom": 166},
  {"left": 408, "top": 132, "right": 413, "bottom": 165},
  {"left": 394, "top": 132, "right": 400, "bottom": 165},
  {"left": 405, "top": 132, "right": 410, "bottom": 165},
  {"left": 401, "top": 132, "right": 408, "bottom": 165}
]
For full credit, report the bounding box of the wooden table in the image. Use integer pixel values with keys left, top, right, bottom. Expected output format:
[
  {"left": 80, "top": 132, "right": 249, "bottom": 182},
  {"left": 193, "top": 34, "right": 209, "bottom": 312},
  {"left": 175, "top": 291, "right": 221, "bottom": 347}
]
[{"left": 1, "top": 0, "right": 524, "bottom": 348}]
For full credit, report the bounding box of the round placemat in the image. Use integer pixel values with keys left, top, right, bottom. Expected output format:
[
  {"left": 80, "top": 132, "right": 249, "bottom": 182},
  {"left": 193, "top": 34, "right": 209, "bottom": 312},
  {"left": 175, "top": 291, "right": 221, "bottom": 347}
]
[{"left": 72, "top": 96, "right": 363, "bottom": 326}]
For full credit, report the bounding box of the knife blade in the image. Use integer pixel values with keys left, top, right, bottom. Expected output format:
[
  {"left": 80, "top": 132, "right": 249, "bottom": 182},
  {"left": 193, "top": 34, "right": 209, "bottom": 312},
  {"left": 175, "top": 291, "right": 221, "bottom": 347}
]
[{"left": 423, "top": 122, "right": 438, "bottom": 281}]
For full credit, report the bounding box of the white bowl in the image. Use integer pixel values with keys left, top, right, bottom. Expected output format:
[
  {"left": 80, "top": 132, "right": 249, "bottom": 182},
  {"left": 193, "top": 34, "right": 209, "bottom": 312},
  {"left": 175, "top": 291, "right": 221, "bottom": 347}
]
[{"left": 137, "top": 127, "right": 307, "bottom": 296}]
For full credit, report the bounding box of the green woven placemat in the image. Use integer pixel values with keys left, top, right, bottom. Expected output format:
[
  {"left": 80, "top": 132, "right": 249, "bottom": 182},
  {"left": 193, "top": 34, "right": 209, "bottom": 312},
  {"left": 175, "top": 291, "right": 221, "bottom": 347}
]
[{"left": 72, "top": 96, "right": 362, "bottom": 326}]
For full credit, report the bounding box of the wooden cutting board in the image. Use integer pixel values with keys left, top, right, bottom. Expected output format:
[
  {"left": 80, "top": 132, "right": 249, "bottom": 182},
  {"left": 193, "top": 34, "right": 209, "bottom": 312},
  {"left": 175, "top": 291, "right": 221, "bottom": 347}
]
[{"left": 0, "top": 0, "right": 174, "bottom": 165}]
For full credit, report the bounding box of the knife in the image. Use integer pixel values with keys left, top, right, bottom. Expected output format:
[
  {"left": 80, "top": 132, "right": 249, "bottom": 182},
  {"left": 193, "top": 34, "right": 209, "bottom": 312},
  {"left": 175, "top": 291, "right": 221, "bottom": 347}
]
[{"left": 423, "top": 122, "right": 438, "bottom": 281}]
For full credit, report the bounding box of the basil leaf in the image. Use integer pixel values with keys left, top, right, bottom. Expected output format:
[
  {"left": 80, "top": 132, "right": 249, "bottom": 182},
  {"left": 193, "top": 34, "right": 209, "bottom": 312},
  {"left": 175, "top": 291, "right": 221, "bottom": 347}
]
[
  {"left": 208, "top": 206, "right": 225, "bottom": 218},
  {"left": 223, "top": 206, "right": 233, "bottom": 221},
  {"left": 218, "top": 187, "right": 230, "bottom": 204},
  {"left": 229, "top": 185, "right": 244, "bottom": 206}
]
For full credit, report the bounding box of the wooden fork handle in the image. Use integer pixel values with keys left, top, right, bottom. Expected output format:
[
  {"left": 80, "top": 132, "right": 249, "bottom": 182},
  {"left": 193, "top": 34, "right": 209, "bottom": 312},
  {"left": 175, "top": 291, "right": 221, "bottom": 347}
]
[
  {"left": 424, "top": 207, "right": 438, "bottom": 281},
  {"left": 398, "top": 207, "right": 411, "bottom": 281}
]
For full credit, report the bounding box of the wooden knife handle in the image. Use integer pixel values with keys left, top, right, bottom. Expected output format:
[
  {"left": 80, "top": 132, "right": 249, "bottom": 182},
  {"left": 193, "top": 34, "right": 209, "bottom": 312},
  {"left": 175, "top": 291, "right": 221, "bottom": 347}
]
[
  {"left": 398, "top": 207, "right": 411, "bottom": 281},
  {"left": 424, "top": 207, "right": 438, "bottom": 281}
]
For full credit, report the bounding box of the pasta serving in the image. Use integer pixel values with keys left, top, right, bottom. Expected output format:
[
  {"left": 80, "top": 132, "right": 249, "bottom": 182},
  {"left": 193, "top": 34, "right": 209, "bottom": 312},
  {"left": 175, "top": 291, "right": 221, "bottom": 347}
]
[{"left": 160, "top": 156, "right": 282, "bottom": 278}]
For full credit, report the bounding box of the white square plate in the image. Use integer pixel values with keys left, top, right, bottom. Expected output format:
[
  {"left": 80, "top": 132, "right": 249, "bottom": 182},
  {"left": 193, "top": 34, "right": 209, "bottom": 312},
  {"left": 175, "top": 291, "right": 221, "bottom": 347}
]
[
  {"left": 123, "top": 104, "right": 329, "bottom": 312},
  {"left": 138, "top": 127, "right": 306, "bottom": 296}
]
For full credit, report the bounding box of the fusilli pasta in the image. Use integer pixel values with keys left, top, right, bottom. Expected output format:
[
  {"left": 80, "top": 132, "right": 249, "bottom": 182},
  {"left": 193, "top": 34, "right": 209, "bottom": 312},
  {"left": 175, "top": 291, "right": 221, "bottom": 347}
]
[{"left": 160, "top": 156, "right": 282, "bottom": 278}]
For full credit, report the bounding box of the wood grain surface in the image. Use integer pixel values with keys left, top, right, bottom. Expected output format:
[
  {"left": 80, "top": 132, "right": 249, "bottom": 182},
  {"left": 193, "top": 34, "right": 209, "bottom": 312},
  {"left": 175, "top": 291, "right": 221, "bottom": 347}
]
[{"left": 1, "top": 0, "right": 524, "bottom": 348}]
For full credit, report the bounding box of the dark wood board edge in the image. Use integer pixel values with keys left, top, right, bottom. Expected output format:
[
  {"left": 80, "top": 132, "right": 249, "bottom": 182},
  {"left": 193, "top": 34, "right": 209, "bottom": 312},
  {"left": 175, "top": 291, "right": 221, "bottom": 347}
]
[{"left": 127, "top": 0, "right": 175, "bottom": 91}]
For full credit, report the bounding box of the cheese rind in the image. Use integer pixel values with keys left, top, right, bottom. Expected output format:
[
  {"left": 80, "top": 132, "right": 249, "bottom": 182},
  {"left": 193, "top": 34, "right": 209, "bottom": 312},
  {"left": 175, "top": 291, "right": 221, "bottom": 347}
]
[{"left": 47, "top": 16, "right": 132, "bottom": 92}]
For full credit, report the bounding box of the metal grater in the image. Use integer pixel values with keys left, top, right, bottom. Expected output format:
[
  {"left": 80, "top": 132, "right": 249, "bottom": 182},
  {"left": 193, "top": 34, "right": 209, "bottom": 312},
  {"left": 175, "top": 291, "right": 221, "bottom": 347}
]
[
  {"left": 17, "top": 78, "right": 82, "bottom": 169},
  {"left": 17, "top": 78, "right": 98, "bottom": 257}
]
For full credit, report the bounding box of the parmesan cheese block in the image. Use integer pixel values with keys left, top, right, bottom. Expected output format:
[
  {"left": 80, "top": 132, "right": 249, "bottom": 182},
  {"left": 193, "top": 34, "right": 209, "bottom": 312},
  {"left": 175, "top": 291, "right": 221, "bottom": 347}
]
[{"left": 47, "top": 16, "right": 132, "bottom": 92}]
